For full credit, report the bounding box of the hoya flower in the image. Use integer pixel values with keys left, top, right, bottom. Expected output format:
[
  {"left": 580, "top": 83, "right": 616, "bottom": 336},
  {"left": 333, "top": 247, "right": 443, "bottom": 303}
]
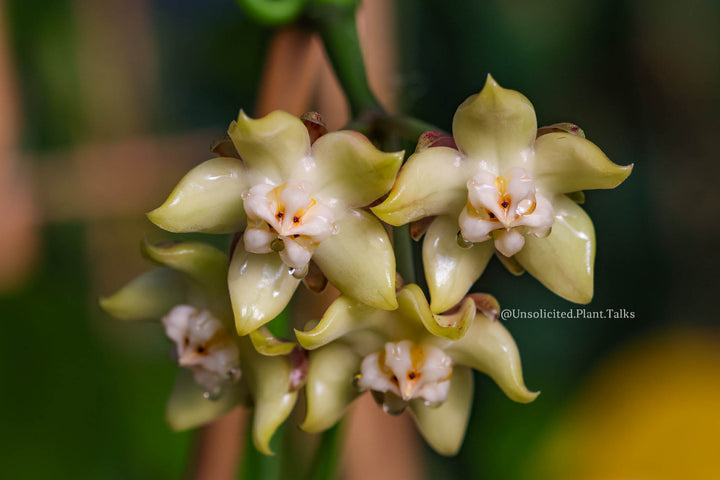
[
  {"left": 295, "top": 285, "right": 537, "bottom": 455},
  {"left": 163, "top": 305, "right": 241, "bottom": 394},
  {"left": 100, "top": 240, "right": 303, "bottom": 454},
  {"left": 372, "top": 76, "right": 632, "bottom": 311},
  {"left": 148, "top": 111, "right": 404, "bottom": 335}
]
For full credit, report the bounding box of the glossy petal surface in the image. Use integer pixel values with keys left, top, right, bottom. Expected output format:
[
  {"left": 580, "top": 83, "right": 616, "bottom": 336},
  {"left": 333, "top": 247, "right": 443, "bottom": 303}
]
[
  {"left": 409, "top": 366, "right": 473, "bottom": 456},
  {"left": 241, "top": 344, "right": 297, "bottom": 455},
  {"left": 142, "top": 240, "right": 231, "bottom": 319},
  {"left": 444, "top": 313, "right": 538, "bottom": 403},
  {"left": 533, "top": 132, "right": 633, "bottom": 193},
  {"left": 311, "top": 131, "right": 404, "bottom": 207},
  {"left": 515, "top": 194, "right": 595, "bottom": 304},
  {"left": 295, "top": 294, "right": 391, "bottom": 351},
  {"left": 99, "top": 267, "right": 184, "bottom": 321},
  {"left": 228, "top": 110, "right": 310, "bottom": 183},
  {"left": 422, "top": 216, "right": 495, "bottom": 313},
  {"left": 397, "top": 284, "right": 476, "bottom": 341},
  {"left": 228, "top": 243, "right": 300, "bottom": 335},
  {"left": 249, "top": 327, "right": 296, "bottom": 356},
  {"left": 313, "top": 210, "right": 397, "bottom": 310},
  {"left": 452, "top": 75, "right": 536, "bottom": 171},
  {"left": 301, "top": 343, "right": 361, "bottom": 433},
  {"left": 147, "top": 157, "right": 247, "bottom": 233},
  {"left": 372, "top": 147, "right": 467, "bottom": 226}
]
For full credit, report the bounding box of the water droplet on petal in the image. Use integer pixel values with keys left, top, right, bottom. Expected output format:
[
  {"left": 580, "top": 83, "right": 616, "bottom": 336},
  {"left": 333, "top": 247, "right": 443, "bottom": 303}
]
[
  {"left": 290, "top": 264, "right": 309, "bottom": 279},
  {"left": 456, "top": 231, "right": 474, "bottom": 249},
  {"left": 533, "top": 226, "right": 552, "bottom": 238}
]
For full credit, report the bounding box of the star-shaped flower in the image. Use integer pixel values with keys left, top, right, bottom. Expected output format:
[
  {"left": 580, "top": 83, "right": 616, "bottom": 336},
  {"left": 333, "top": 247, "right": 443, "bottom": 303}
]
[
  {"left": 100, "top": 240, "right": 304, "bottom": 454},
  {"left": 148, "top": 111, "right": 404, "bottom": 335},
  {"left": 294, "top": 285, "right": 537, "bottom": 456},
  {"left": 372, "top": 75, "right": 632, "bottom": 311}
]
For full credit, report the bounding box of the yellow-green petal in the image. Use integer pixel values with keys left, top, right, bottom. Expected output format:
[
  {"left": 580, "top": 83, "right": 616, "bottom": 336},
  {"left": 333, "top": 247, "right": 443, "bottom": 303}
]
[
  {"left": 311, "top": 130, "right": 404, "bottom": 208},
  {"left": 452, "top": 74, "right": 537, "bottom": 171},
  {"left": 371, "top": 146, "right": 467, "bottom": 226},
  {"left": 142, "top": 239, "right": 228, "bottom": 289},
  {"left": 295, "top": 294, "right": 391, "bottom": 351},
  {"left": 533, "top": 132, "right": 633, "bottom": 193},
  {"left": 514, "top": 194, "right": 595, "bottom": 304},
  {"left": 142, "top": 240, "right": 231, "bottom": 319},
  {"left": 147, "top": 157, "right": 248, "bottom": 234},
  {"left": 228, "top": 242, "right": 300, "bottom": 335},
  {"left": 301, "top": 343, "right": 361, "bottom": 433},
  {"left": 228, "top": 110, "right": 310, "bottom": 183},
  {"left": 249, "top": 327, "right": 296, "bottom": 356},
  {"left": 313, "top": 210, "right": 398, "bottom": 310},
  {"left": 445, "top": 313, "right": 538, "bottom": 403},
  {"left": 397, "top": 284, "right": 475, "bottom": 341},
  {"left": 422, "top": 216, "right": 495, "bottom": 313},
  {"left": 241, "top": 343, "right": 297, "bottom": 455},
  {"left": 165, "top": 369, "right": 247, "bottom": 431},
  {"left": 99, "top": 268, "right": 185, "bottom": 321},
  {"left": 409, "top": 366, "right": 473, "bottom": 456}
]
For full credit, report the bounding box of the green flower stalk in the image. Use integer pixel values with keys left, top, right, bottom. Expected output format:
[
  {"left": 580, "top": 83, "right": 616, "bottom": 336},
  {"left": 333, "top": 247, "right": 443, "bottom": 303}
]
[
  {"left": 147, "top": 111, "right": 404, "bottom": 336},
  {"left": 100, "top": 240, "right": 303, "bottom": 454},
  {"left": 373, "top": 75, "right": 633, "bottom": 311},
  {"left": 296, "top": 285, "right": 537, "bottom": 456}
]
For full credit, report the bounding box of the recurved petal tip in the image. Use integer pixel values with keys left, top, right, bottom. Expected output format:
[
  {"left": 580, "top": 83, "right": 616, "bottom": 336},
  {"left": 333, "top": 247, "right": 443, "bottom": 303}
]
[
  {"left": 446, "top": 311, "right": 539, "bottom": 404},
  {"left": 249, "top": 327, "right": 296, "bottom": 356}
]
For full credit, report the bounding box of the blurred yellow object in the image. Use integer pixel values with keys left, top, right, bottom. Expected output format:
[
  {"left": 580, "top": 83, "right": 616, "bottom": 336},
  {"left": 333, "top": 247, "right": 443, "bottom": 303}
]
[{"left": 530, "top": 328, "right": 720, "bottom": 480}]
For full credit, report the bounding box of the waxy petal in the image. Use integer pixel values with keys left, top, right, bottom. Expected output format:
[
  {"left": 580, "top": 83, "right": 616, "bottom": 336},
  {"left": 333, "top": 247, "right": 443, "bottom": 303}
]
[
  {"left": 99, "top": 268, "right": 185, "bottom": 321},
  {"left": 452, "top": 75, "right": 537, "bottom": 171},
  {"left": 147, "top": 157, "right": 247, "bottom": 234},
  {"left": 409, "top": 366, "right": 473, "bottom": 456},
  {"left": 142, "top": 240, "right": 231, "bottom": 319},
  {"left": 397, "top": 284, "right": 476, "bottom": 341},
  {"left": 228, "top": 110, "right": 310, "bottom": 183},
  {"left": 514, "top": 194, "right": 595, "bottom": 303},
  {"left": 301, "top": 343, "right": 362, "bottom": 433},
  {"left": 295, "top": 294, "right": 392, "bottom": 351},
  {"left": 141, "top": 240, "right": 228, "bottom": 291},
  {"left": 371, "top": 147, "right": 467, "bottom": 226},
  {"left": 311, "top": 131, "right": 404, "bottom": 207},
  {"left": 423, "top": 216, "right": 495, "bottom": 313},
  {"left": 240, "top": 343, "right": 297, "bottom": 455},
  {"left": 533, "top": 132, "right": 633, "bottom": 193},
  {"left": 249, "top": 327, "right": 296, "bottom": 356},
  {"left": 313, "top": 210, "right": 398, "bottom": 310},
  {"left": 444, "top": 313, "right": 538, "bottom": 403},
  {"left": 228, "top": 243, "right": 300, "bottom": 335},
  {"left": 165, "top": 369, "right": 247, "bottom": 431}
]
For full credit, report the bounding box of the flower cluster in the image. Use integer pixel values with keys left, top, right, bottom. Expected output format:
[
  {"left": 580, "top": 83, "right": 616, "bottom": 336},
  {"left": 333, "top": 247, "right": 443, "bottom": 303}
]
[{"left": 101, "top": 76, "right": 631, "bottom": 455}]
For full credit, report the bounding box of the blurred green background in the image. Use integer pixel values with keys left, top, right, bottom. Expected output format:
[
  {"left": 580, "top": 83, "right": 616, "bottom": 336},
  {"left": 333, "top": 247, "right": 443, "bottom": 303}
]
[{"left": 1, "top": 0, "right": 718, "bottom": 479}]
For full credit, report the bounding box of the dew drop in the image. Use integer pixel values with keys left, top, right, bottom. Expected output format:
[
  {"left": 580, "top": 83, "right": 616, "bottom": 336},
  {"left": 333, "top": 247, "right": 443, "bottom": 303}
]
[
  {"left": 423, "top": 400, "right": 443, "bottom": 408},
  {"left": 533, "top": 226, "right": 552, "bottom": 239},
  {"left": 289, "top": 264, "right": 309, "bottom": 279},
  {"left": 456, "top": 231, "right": 473, "bottom": 249},
  {"left": 203, "top": 390, "right": 222, "bottom": 401}
]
